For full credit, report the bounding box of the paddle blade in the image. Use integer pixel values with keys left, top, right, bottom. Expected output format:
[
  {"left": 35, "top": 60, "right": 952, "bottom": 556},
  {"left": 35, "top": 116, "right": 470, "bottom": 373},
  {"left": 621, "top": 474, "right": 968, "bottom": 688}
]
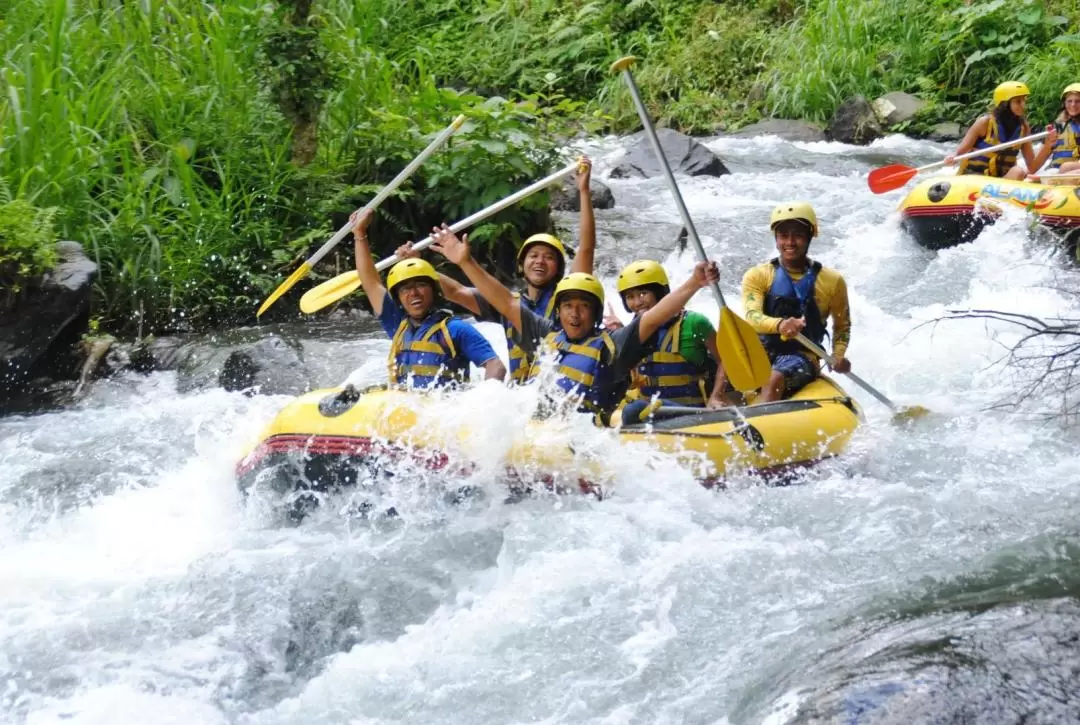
[
  {"left": 716, "top": 308, "right": 772, "bottom": 392},
  {"left": 891, "top": 404, "right": 931, "bottom": 425},
  {"left": 257, "top": 262, "right": 312, "bottom": 317},
  {"left": 299, "top": 270, "right": 363, "bottom": 314},
  {"left": 867, "top": 164, "right": 918, "bottom": 194}
]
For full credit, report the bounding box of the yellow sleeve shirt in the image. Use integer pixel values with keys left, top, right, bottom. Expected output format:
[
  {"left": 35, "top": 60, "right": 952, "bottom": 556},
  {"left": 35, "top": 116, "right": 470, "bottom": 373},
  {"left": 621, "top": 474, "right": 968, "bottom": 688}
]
[{"left": 741, "top": 261, "right": 851, "bottom": 359}]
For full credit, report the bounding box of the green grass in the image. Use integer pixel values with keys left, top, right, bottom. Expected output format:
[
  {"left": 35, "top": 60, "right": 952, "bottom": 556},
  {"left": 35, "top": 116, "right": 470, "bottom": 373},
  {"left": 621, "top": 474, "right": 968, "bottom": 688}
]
[{"left": 3, "top": 0, "right": 1078, "bottom": 334}]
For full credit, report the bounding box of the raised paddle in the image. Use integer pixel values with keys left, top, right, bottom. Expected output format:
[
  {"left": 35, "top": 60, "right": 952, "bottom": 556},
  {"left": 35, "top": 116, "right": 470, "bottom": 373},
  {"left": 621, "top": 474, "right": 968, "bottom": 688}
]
[
  {"left": 256, "top": 114, "right": 467, "bottom": 317},
  {"left": 867, "top": 130, "right": 1050, "bottom": 194},
  {"left": 790, "top": 332, "right": 929, "bottom": 422},
  {"left": 610, "top": 56, "right": 771, "bottom": 393},
  {"left": 298, "top": 161, "right": 582, "bottom": 314}
]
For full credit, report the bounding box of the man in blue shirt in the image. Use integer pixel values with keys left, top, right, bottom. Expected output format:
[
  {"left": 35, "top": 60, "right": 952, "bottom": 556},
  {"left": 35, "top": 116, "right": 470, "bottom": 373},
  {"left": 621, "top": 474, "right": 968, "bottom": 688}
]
[{"left": 351, "top": 210, "right": 505, "bottom": 389}]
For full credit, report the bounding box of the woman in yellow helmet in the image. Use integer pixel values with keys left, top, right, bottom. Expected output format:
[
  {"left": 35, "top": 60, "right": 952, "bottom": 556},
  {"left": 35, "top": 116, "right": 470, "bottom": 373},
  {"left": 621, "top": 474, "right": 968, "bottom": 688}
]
[
  {"left": 610, "top": 260, "right": 732, "bottom": 414},
  {"left": 429, "top": 224, "right": 720, "bottom": 425},
  {"left": 350, "top": 210, "right": 506, "bottom": 389},
  {"left": 946, "top": 81, "right": 1056, "bottom": 179},
  {"left": 393, "top": 158, "right": 596, "bottom": 384},
  {"left": 1029, "top": 84, "right": 1080, "bottom": 182}
]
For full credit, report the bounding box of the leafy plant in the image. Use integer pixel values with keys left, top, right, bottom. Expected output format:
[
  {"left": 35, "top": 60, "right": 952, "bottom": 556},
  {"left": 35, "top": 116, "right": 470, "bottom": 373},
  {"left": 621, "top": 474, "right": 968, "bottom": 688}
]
[{"left": 0, "top": 192, "right": 58, "bottom": 308}]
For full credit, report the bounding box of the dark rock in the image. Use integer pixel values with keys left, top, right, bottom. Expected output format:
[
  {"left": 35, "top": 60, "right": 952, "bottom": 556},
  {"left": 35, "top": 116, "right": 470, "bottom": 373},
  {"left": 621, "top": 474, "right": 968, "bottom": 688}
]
[
  {"left": 826, "top": 96, "right": 884, "bottom": 145},
  {"left": 928, "top": 122, "right": 964, "bottom": 143},
  {"left": 128, "top": 336, "right": 188, "bottom": 373},
  {"left": 0, "top": 241, "right": 97, "bottom": 407},
  {"left": 611, "top": 128, "right": 730, "bottom": 179},
  {"left": 674, "top": 226, "right": 688, "bottom": 253},
  {"left": 177, "top": 334, "right": 311, "bottom": 396},
  {"left": 728, "top": 119, "right": 827, "bottom": 143},
  {"left": 873, "top": 92, "right": 927, "bottom": 126},
  {"left": 549, "top": 177, "right": 615, "bottom": 212}
]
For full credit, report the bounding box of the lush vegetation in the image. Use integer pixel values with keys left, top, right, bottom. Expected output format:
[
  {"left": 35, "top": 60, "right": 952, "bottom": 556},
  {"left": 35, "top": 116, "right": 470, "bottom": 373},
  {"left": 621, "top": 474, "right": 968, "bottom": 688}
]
[
  {"left": 0, "top": 183, "right": 58, "bottom": 311},
  {"left": 2, "top": 0, "right": 1078, "bottom": 334}
]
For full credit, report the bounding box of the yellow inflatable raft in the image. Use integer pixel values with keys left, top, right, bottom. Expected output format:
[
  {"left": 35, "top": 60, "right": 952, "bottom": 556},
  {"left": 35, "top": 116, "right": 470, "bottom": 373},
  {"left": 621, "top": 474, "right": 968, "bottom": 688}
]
[
  {"left": 898, "top": 175, "right": 1080, "bottom": 251},
  {"left": 236, "top": 377, "right": 863, "bottom": 513}
]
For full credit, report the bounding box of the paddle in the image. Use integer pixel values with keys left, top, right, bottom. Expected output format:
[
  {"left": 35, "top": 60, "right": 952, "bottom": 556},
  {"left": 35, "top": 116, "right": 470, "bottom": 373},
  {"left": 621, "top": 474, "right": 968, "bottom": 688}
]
[
  {"left": 789, "top": 332, "right": 929, "bottom": 422},
  {"left": 298, "top": 161, "right": 582, "bottom": 314},
  {"left": 256, "top": 114, "right": 467, "bottom": 317},
  {"left": 867, "top": 130, "right": 1050, "bottom": 194},
  {"left": 610, "top": 56, "right": 771, "bottom": 393}
]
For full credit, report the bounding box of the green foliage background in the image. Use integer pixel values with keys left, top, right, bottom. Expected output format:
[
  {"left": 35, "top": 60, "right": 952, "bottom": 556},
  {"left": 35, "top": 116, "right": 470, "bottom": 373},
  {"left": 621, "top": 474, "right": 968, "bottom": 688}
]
[{"left": 1, "top": 0, "right": 1077, "bottom": 334}]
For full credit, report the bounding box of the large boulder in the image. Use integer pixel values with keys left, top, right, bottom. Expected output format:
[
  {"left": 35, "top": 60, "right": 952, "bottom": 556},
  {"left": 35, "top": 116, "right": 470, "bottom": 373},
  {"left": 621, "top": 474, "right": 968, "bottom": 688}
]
[
  {"left": 549, "top": 177, "right": 615, "bottom": 211},
  {"left": 872, "top": 92, "right": 927, "bottom": 127},
  {"left": 927, "top": 122, "right": 964, "bottom": 143},
  {"left": 177, "top": 334, "right": 312, "bottom": 396},
  {"left": 611, "top": 128, "right": 730, "bottom": 179},
  {"left": 826, "top": 96, "right": 884, "bottom": 145},
  {"left": 0, "top": 241, "right": 97, "bottom": 404},
  {"left": 728, "top": 119, "right": 827, "bottom": 143}
]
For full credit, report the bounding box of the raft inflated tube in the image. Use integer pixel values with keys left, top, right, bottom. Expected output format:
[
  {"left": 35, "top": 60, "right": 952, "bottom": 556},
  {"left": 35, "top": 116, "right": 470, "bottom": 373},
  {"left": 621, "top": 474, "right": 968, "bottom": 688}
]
[
  {"left": 898, "top": 175, "right": 1080, "bottom": 250},
  {"left": 236, "top": 377, "right": 863, "bottom": 500}
]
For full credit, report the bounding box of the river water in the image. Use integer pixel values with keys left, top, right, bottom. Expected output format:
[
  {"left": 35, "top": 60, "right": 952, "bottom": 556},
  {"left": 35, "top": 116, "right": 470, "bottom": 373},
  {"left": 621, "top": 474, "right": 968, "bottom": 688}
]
[{"left": 3, "top": 135, "right": 1080, "bottom": 724}]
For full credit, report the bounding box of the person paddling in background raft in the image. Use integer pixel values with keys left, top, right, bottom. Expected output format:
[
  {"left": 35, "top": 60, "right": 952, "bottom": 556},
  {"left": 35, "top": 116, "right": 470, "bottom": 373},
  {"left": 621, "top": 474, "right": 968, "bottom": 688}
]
[
  {"left": 742, "top": 202, "right": 851, "bottom": 403},
  {"left": 350, "top": 209, "right": 506, "bottom": 389},
  {"left": 605, "top": 260, "right": 735, "bottom": 420},
  {"left": 945, "top": 81, "right": 1057, "bottom": 180},
  {"left": 428, "top": 224, "right": 720, "bottom": 426},
  {"left": 1028, "top": 84, "right": 1080, "bottom": 182},
  {"left": 393, "top": 157, "right": 595, "bottom": 385}
]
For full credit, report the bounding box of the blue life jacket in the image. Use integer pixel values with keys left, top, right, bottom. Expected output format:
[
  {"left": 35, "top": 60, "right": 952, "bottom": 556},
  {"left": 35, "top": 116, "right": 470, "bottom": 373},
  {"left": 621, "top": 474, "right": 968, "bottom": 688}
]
[
  {"left": 527, "top": 328, "right": 617, "bottom": 416},
  {"left": 760, "top": 259, "right": 826, "bottom": 358},
  {"left": 1049, "top": 119, "right": 1080, "bottom": 170},
  {"left": 634, "top": 312, "right": 709, "bottom": 406},
  {"left": 505, "top": 285, "right": 557, "bottom": 384},
  {"left": 387, "top": 310, "right": 469, "bottom": 389},
  {"left": 959, "top": 116, "right": 1023, "bottom": 177}
]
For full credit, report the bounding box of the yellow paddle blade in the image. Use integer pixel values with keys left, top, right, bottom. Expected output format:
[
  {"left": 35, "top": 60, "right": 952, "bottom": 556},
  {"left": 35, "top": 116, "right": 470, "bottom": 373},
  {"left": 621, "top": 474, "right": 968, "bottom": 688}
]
[
  {"left": 716, "top": 308, "right": 772, "bottom": 392},
  {"left": 257, "top": 262, "right": 312, "bottom": 317},
  {"left": 891, "top": 404, "right": 931, "bottom": 425},
  {"left": 299, "top": 270, "right": 363, "bottom": 314}
]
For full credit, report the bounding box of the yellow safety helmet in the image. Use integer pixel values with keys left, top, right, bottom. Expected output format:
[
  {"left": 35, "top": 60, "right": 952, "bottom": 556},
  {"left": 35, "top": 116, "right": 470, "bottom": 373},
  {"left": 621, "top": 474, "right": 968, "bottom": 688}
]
[
  {"left": 1062, "top": 83, "right": 1080, "bottom": 99},
  {"left": 516, "top": 233, "right": 569, "bottom": 278},
  {"left": 553, "top": 272, "right": 604, "bottom": 312},
  {"left": 616, "top": 260, "right": 670, "bottom": 312},
  {"left": 769, "top": 202, "right": 819, "bottom": 238},
  {"left": 386, "top": 258, "right": 440, "bottom": 299},
  {"left": 993, "top": 81, "right": 1030, "bottom": 106}
]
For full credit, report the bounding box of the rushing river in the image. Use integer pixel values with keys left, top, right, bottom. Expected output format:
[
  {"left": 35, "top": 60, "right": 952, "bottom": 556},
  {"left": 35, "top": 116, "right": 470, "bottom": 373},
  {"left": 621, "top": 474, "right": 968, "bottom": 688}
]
[{"left": 3, "top": 134, "right": 1080, "bottom": 725}]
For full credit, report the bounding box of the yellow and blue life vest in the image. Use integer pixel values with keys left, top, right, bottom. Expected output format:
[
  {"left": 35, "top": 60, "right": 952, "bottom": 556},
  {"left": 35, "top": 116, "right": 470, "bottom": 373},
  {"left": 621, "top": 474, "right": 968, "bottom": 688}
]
[
  {"left": 633, "top": 312, "right": 709, "bottom": 407},
  {"left": 527, "top": 328, "right": 616, "bottom": 414},
  {"left": 959, "top": 116, "right": 1023, "bottom": 177},
  {"left": 1050, "top": 119, "right": 1080, "bottom": 169},
  {"left": 387, "top": 310, "right": 469, "bottom": 389},
  {"left": 760, "top": 259, "right": 826, "bottom": 358},
  {"left": 505, "top": 286, "right": 557, "bottom": 384}
]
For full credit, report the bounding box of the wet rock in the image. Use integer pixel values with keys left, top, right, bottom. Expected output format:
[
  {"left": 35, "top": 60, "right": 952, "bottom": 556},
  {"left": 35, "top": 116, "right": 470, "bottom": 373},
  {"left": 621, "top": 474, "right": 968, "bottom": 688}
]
[
  {"left": 549, "top": 177, "right": 615, "bottom": 211},
  {"left": 610, "top": 128, "right": 730, "bottom": 179},
  {"left": 873, "top": 92, "right": 927, "bottom": 127},
  {"left": 0, "top": 241, "right": 97, "bottom": 408},
  {"left": 728, "top": 119, "right": 827, "bottom": 143},
  {"left": 128, "top": 336, "right": 188, "bottom": 373},
  {"left": 927, "top": 122, "right": 964, "bottom": 143},
  {"left": 826, "top": 96, "right": 884, "bottom": 145},
  {"left": 178, "top": 334, "right": 311, "bottom": 395}
]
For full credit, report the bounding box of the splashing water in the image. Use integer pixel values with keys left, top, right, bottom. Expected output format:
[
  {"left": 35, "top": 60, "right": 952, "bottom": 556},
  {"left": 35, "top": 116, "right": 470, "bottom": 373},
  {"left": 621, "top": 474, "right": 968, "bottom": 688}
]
[{"left": 4, "top": 135, "right": 1080, "bottom": 724}]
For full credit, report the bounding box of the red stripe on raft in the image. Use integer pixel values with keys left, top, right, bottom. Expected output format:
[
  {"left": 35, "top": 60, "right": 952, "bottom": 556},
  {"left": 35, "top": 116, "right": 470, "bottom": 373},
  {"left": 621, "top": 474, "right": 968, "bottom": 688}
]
[
  {"left": 901, "top": 205, "right": 977, "bottom": 217},
  {"left": 235, "top": 435, "right": 458, "bottom": 477}
]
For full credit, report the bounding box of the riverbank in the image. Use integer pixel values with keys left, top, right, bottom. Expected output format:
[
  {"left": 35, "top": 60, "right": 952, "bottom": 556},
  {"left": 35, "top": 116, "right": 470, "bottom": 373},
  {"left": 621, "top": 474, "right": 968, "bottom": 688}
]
[{"left": 3, "top": 0, "right": 1078, "bottom": 339}]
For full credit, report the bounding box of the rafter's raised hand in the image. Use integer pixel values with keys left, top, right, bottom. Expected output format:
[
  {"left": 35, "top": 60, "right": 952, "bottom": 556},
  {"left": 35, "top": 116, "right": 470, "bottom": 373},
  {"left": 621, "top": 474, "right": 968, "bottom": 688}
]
[{"left": 430, "top": 224, "right": 471, "bottom": 266}]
